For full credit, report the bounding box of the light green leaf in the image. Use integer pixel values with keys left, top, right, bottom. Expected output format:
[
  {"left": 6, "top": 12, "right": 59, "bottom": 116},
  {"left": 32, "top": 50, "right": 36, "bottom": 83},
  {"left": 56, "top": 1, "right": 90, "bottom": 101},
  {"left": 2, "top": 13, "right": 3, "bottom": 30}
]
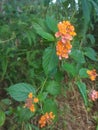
[
  {"left": 42, "top": 46, "right": 58, "bottom": 75},
  {"left": 76, "top": 81, "right": 88, "bottom": 106},
  {"left": 70, "top": 49, "right": 85, "bottom": 63},
  {"left": 0, "top": 110, "right": 6, "bottom": 126},
  {"left": 33, "top": 23, "right": 54, "bottom": 41},
  {"left": 46, "top": 16, "right": 58, "bottom": 32},
  {"left": 38, "top": 92, "right": 48, "bottom": 102},
  {"left": 7, "top": 83, "right": 35, "bottom": 101},
  {"left": 46, "top": 81, "right": 61, "bottom": 96},
  {"left": 84, "top": 47, "right": 97, "bottom": 61},
  {"left": 79, "top": 68, "right": 88, "bottom": 78}
]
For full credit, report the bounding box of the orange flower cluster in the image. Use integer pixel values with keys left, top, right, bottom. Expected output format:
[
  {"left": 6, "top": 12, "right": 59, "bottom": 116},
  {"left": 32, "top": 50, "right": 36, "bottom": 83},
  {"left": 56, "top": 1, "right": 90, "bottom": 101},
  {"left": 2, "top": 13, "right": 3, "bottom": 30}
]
[
  {"left": 87, "top": 69, "right": 98, "bottom": 81},
  {"left": 55, "top": 21, "right": 76, "bottom": 59},
  {"left": 24, "top": 92, "right": 39, "bottom": 112},
  {"left": 89, "top": 90, "right": 98, "bottom": 101},
  {"left": 39, "top": 112, "right": 55, "bottom": 128}
]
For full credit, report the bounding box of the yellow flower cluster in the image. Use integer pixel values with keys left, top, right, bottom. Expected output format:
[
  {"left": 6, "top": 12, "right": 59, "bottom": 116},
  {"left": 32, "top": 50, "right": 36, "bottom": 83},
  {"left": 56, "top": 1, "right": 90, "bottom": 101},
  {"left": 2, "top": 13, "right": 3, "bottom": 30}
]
[
  {"left": 24, "top": 92, "right": 39, "bottom": 112},
  {"left": 87, "top": 69, "right": 98, "bottom": 81},
  {"left": 55, "top": 21, "right": 76, "bottom": 59},
  {"left": 39, "top": 112, "right": 55, "bottom": 128}
]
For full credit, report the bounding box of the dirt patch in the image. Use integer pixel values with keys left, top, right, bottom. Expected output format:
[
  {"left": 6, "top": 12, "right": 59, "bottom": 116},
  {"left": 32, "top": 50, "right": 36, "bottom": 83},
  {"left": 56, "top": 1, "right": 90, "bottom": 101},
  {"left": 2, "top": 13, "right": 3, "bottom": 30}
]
[{"left": 55, "top": 86, "right": 96, "bottom": 130}]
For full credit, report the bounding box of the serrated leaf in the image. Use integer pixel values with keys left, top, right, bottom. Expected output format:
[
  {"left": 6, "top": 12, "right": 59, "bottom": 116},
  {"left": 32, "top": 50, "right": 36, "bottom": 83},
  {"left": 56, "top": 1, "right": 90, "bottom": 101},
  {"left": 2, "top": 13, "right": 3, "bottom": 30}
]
[
  {"left": 7, "top": 83, "right": 35, "bottom": 101},
  {"left": 70, "top": 49, "right": 85, "bottom": 63},
  {"left": 43, "top": 99, "right": 57, "bottom": 116},
  {"left": 46, "top": 16, "right": 58, "bottom": 32},
  {"left": 0, "top": 110, "right": 5, "bottom": 126},
  {"left": 79, "top": 68, "right": 88, "bottom": 78},
  {"left": 33, "top": 23, "right": 54, "bottom": 41},
  {"left": 84, "top": 47, "right": 97, "bottom": 61},
  {"left": 46, "top": 81, "right": 61, "bottom": 96},
  {"left": 76, "top": 81, "right": 88, "bottom": 106},
  {"left": 42, "top": 46, "right": 58, "bottom": 75}
]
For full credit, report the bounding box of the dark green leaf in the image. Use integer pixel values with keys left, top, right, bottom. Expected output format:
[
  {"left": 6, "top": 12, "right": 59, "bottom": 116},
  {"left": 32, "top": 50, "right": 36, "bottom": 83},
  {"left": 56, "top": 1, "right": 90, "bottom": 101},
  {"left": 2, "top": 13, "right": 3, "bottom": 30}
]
[
  {"left": 84, "top": 47, "right": 97, "bottom": 61},
  {"left": 70, "top": 49, "right": 85, "bottom": 63},
  {"left": 42, "top": 46, "right": 58, "bottom": 75},
  {"left": 46, "top": 81, "right": 61, "bottom": 96},
  {"left": 7, "top": 83, "right": 35, "bottom": 101},
  {"left": 62, "top": 62, "right": 77, "bottom": 77},
  {"left": 46, "top": 16, "right": 58, "bottom": 32},
  {"left": 33, "top": 23, "right": 54, "bottom": 41}
]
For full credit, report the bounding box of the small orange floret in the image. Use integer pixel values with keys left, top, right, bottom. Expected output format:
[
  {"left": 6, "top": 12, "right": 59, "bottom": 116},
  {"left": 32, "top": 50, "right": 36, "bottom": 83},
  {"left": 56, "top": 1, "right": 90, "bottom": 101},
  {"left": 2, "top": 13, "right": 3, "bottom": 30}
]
[
  {"left": 24, "top": 92, "right": 38, "bottom": 112},
  {"left": 28, "top": 92, "right": 33, "bottom": 98},
  {"left": 57, "top": 21, "right": 76, "bottom": 37},
  {"left": 87, "top": 69, "right": 98, "bottom": 81},
  {"left": 39, "top": 112, "right": 55, "bottom": 128},
  {"left": 29, "top": 104, "right": 35, "bottom": 112},
  {"left": 33, "top": 98, "right": 39, "bottom": 103}
]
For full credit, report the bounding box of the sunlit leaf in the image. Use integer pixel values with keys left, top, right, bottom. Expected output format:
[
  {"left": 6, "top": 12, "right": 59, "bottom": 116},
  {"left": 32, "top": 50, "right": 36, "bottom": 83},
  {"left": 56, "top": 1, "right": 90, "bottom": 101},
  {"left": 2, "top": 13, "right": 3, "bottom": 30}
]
[{"left": 0, "top": 110, "right": 5, "bottom": 127}]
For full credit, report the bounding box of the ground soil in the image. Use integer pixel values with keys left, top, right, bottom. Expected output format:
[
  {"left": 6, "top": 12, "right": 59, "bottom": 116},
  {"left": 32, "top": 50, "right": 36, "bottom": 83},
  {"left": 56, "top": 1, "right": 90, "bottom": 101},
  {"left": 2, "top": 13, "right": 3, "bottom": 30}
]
[{"left": 55, "top": 85, "right": 97, "bottom": 130}]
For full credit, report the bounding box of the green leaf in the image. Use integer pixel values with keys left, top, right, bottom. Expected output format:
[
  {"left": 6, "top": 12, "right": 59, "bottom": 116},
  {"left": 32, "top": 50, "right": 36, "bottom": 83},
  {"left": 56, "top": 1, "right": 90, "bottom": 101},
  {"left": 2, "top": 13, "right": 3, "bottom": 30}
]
[
  {"left": 62, "top": 62, "right": 77, "bottom": 77},
  {"left": 46, "top": 81, "right": 61, "bottom": 96},
  {"left": 38, "top": 92, "right": 48, "bottom": 102},
  {"left": 33, "top": 23, "right": 54, "bottom": 41},
  {"left": 81, "top": 0, "right": 90, "bottom": 24},
  {"left": 70, "top": 49, "right": 85, "bottom": 63},
  {"left": 7, "top": 83, "right": 35, "bottom": 101},
  {"left": 79, "top": 68, "right": 88, "bottom": 78},
  {"left": 43, "top": 99, "right": 57, "bottom": 116},
  {"left": 76, "top": 81, "right": 88, "bottom": 106},
  {"left": 86, "top": 34, "right": 95, "bottom": 45},
  {"left": 42, "top": 46, "right": 58, "bottom": 75},
  {"left": 46, "top": 16, "right": 58, "bottom": 32},
  {"left": 16, "top": 107, "right": 34, "bottom": 122},
  {"left": 0, "top": 110, "right": 6, "bottom": 126},
  {"left": 84, "top": 47, "right": 97, "bottom": 61}
]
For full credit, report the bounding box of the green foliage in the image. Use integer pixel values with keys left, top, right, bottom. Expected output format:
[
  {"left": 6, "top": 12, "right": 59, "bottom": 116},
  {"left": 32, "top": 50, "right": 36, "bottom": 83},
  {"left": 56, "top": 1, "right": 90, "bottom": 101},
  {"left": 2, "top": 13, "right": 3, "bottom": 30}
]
[
  {"left": 0, "top": 0, "right": 98, "bottom": 129},
  {"left": 76, "top": 81, "right": 88, "bottom": 106},
  {"left": 46, "top": 80, "right": 61, "bottom": 96},
  {"left": 7, "top": 83, "right": 35, "bottom": 101},
  {"left": 0, "top": 110, "right": 6, "bottom": 127},
  {"left": 79, "top": 68, "right": 88, "bottom": 78},
  {"left": 43, "top": 99, "right": 58, "bottom": 117},
  {"left": 42, "top": 46, "right": 58, "bottom": 75}
]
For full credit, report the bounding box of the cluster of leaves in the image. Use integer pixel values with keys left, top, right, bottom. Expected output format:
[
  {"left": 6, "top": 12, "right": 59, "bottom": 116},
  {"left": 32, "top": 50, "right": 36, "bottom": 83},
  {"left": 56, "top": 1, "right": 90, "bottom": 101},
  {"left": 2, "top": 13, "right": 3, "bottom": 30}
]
[{"left": 0, "top": 0, "right": 98, "bottom": 129}]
